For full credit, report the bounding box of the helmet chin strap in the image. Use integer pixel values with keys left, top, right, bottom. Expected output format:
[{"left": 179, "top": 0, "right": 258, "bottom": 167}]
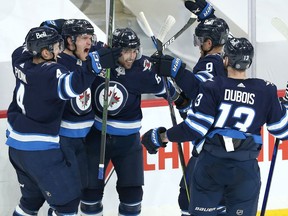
[
  {"left": 201, "top": 44, "right": 214, "bottom": 56},
  {"left": 71, "top": 43, "right": 82, "bottom": 60},
  {"left": 40, "top": 53, "right": 56, "bottom": 62}
]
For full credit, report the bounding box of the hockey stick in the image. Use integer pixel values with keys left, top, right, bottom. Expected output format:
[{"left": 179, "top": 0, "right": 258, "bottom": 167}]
[
  {"left": 271, "top": 18, "right": 288, "bottom": 101},
  {"left": 153, "top": 13, "right": 197, "bottom": 54},
  {"left": 98, "top": 0, "right": 115, "bottom": 180},
  {"left": 271, "top": 17, "right": 288, "bottom": 40},
  {"left": 139, "top": 11, "right": 190, "bottom": 202},
  {"left": 105, "top": 13, "right": 197, "bottom": 186},
  {"left": 260, "top": 138, "right": 280, "bottom": 216}
]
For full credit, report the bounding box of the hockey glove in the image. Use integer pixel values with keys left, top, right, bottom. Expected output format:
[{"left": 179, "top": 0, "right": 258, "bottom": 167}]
[
  {"left": 87, "top": 47, "right": 122, "bottom": 74},
  {"left": 150, "top": 54, "right": 186, "bottom": 79},
  {"left": 97, "top": 47, "right": 122, "bottom": 68},
  {"left": 40, "top": 19, "right": 67, "bottom": 34},
  {"left": 184, "top": 0, "right": 215, "bottom": 21},
  {"left": 141, "top": 127, "right": 168, "bottom": 154},
  {"left": 174, "top": 92, "right": 192, "bottom": 120}
]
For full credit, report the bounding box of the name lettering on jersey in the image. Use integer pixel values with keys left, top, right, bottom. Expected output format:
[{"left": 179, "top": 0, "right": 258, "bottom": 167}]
[
  {"left": 224, "top": 89, "right": 255, "bottom": 105},
  {"left": 14, "top": 67, "right": 27, "bottom": 84},
  {"left": 36, "top": 31, "right": 48, "bottom": 39}
]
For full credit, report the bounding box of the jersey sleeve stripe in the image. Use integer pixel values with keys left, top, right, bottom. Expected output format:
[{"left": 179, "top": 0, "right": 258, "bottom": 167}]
[{"left": 267, "top": 110, "right": 288, "bottom": 131}]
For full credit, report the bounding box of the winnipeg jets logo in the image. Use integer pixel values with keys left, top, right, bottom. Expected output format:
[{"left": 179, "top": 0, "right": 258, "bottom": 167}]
[
  {"left": 79, "top": 90, "right": 91, "bottom": 108},
  {"left": 143, "top": 59, "right": 152, "bottom": 71},
  {"left": 71, "top": 88, "right": 92, "bottom": 115},
  {"left": 107, "top": 84, "right": 121, "bottom": 107},
  {"left": 94, "top": 81, "right": 128, "bottom": 116}
]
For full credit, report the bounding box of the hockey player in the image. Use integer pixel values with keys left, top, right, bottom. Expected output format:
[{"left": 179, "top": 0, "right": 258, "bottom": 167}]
[
  {"left": 141, "top": 37, "right": 288, "bottom": 215},
  {"left": 6, "top": 26, "right": 118, "bottom": 216},
  {"left": 79, "top": 27, "right": 211, "bottom": 216},
  {"left": 40, "top": 18, "right": 121, "bottom": 214},
  {"left": 151, "top": 17, "right": 229, "bottom": 215},
  {"left": 57, "top": 18, "right": 120, "bottom": 198}
]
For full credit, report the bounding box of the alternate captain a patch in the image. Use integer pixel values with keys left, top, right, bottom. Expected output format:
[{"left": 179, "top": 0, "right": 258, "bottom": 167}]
[{"left": 94, "top": 81, "right": 128, "bottom": 116}]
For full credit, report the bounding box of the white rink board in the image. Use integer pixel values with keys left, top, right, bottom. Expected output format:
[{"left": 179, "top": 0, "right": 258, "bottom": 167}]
[{"left": 1, "top": 103, "right": 288, "bottom": 215}]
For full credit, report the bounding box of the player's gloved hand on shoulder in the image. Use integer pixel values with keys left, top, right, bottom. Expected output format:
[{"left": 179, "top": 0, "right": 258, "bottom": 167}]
[
  {"left": 40, "top": 19, "right": 67, "bottom": 34},
  {"left": 184, "top": 0, "right": 215, "bottom": 21},
  {"left": 97, "top": 47, "right": 122, "bottom": 68},
  {"left": 87, "top": 47, "right": 122, "bottom": 74},
  {"left": 141, "top": 127, "right": 168, "bottom": 154},
  {"left": 174, "top": 92, "right": 192, "bottom": 120},
  {"left": 150, "top": 54, "right": 186, "bottom": 79}
]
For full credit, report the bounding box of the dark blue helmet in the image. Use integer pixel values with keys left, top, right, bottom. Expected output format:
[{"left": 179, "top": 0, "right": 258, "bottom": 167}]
[
  {"left": 61, "top": 19, "right": 96, "bottom": 45},
  {"left": 25, "top": 26, "right": 63, "bottom": 56},
  {"left": 61, "top": 19, "right": 94, "bottom": 37},
  {"left": 112, "top": 28, "right": 140, "bottom": 49},
  {"left": 194, "top": 18, "right": 229, "bottom": 47},
  {"left": 224, "top": 37, "right": 254, "bottom": 70}
]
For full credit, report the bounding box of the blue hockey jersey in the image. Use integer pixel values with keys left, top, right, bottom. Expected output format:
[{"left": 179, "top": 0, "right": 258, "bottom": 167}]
[
  {"left": 91, "top": 55, "right": 182, "bottom": 136},
  {"left": 6, "top": 46, "right": 98, "bottom": 150},
  {"left": 57, "top": 53, "right": 94, "bottom": 138},
  {"left": 175, "top": 53, "right": 224, "bottom": 99},
  {"left": 167, "top": 76, "right": 288, "bottom": 160},
  {"left": 56, "top": 43, "right": 104, "bottom": 138}
]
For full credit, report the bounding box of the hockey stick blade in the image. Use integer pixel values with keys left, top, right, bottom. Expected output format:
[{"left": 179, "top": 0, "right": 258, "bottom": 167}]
[
  {"left": 139, "top": 11, "right": 158, "bottom": 47},
  {"left": 161, "top": 14, "right": 197, "bottom": 50},
  {"left": 271, "top": 17, "right": 288, "bottom": 40},
  {"left": 157, "top": 15, "right": 176, "bottom": 43}
]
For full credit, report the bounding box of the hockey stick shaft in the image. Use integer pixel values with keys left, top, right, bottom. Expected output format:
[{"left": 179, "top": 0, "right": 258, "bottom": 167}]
[
  {"left": 260, "top": 138, "right": 280, "bottom": 216},
  {"left": 106, "top": 13, "right": 197, "bottom": 186},
  {"left": 99, "top": 0, "right": 115, "bottom": 180},
  {"left": 139, "top": 11, "right": 190, "bottom": 201},
  {"left": 271, "top": 17, "right": 288, "bottom": 40}
]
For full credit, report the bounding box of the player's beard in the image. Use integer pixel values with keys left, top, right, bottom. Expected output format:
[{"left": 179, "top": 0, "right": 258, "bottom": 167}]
[{"left": 122, "top": 58, "right": 135, "bottom": 69}]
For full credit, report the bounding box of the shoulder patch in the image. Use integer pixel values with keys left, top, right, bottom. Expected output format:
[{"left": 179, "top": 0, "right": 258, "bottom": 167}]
[{"left": 143, "top": 59, "right": 152, "bottom": 71}]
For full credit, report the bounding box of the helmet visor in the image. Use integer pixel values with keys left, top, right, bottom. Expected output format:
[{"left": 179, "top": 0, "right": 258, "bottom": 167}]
[{"left": 193, "top": 34, "right": 205, "bottom": 47}]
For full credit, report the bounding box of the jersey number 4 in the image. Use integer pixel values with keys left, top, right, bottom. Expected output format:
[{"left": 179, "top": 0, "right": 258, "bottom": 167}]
[{"left": 16, "top": 83, "right": 26, "bottom": 114}]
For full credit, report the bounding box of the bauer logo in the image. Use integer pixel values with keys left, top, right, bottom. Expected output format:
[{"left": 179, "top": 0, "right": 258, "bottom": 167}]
[
  {"left": 151, "top": 129, "right": 158, "bottom": 145},
  {"left": 35, "top": 31, "right": 48, "bottom": 39},
  {"left": 172, "top": 58, "right": 181, "bottom": 73}
]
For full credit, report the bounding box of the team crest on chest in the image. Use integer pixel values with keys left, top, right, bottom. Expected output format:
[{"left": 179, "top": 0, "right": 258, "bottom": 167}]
[
  {"left": 71, "top": 88, "right": 92, "bottom": 115},
  {"left": 94, "top": 81, "right": 128, "bottom": 116}
]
